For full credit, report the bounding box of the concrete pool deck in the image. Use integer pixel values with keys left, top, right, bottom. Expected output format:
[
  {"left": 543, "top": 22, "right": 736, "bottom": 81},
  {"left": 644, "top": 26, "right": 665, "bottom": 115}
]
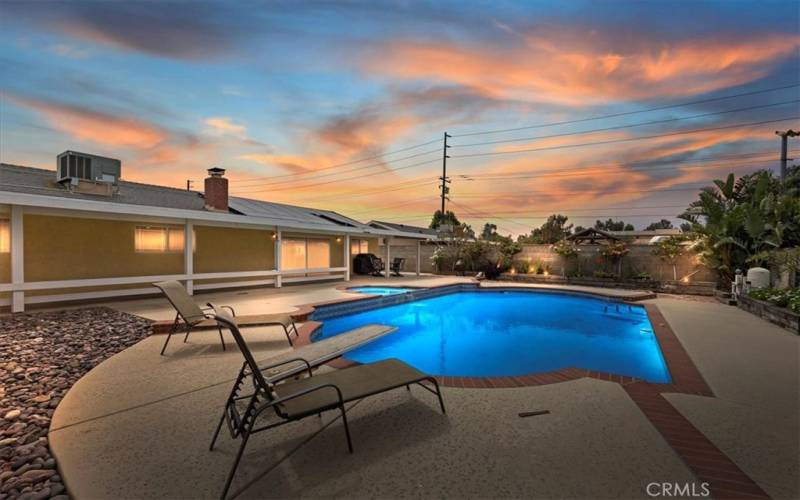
[{"left": 47, "top": 278, "right": 798, "bottom": 499}]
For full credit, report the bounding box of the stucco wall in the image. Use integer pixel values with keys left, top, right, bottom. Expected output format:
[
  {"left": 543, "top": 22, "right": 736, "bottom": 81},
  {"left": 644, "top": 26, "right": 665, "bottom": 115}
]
[
  {"left": 194, "top": 226, "right": 274, "bottom": 273},
  {"left": 24, "top": 214, "right": 184, "bottom": 281},
  {"left": 0, "top": 253, "right": 9, "bottom": 283}
]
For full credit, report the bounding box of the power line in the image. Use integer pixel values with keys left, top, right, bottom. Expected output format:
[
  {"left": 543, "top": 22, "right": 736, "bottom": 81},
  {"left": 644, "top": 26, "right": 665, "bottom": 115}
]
[
  {"left": 232, "top": 158, "right": 441, "bottom": 194},
  {"left": 230, "top": 147, "right": 440, "bottom": 189},
  {"left": 229, "top": 137, "right": 441, "bottom": 183},
  {"left": 450, "top": 117, "right": 800, "bottom": 159},
  {"left": 451, "top": 83, "right": 800, "bottom": 137},
  {"left": 454, "top": 150, "right": 782, "bottom": 181},
  {"left": 289, "top": 178, "right": 439, "bottom": 202},
  {"left": 451, "top": 100, "right": 799, "bottom": 148}
]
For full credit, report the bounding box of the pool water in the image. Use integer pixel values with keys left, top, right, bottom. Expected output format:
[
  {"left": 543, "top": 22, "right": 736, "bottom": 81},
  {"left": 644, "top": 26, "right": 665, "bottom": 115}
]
[
  {"left": 348, "top": 287, "right": 414, "bottom": 296},
  {"left": 314, "top": 291, "right": 671, "bottom": 383}
]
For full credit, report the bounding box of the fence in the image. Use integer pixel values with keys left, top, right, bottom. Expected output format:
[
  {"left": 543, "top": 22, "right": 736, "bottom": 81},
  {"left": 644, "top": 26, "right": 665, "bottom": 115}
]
[{"left": 515, "top": 244, "right": 716, "bottom": 282}]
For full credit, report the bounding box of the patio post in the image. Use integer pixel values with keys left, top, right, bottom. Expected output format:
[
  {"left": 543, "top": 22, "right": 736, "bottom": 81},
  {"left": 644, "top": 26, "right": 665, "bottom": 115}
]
[
  {"left": 275, "top": 228, "right": 282, "bottom": 288},
  {"left": 385, "top": 237, "right": 391, "bottom": 279},
  {"left": 10, "top": 205, "right": 24, "bottom": 313},
  {"left": 184, "top": 220, "right": 194, "bottom": 295},
  {"left": 416, "top": 240, "right": 421, "bottom": 276},
  {"left": 344, "top": 234, "right": 351, "bottom": 281}
]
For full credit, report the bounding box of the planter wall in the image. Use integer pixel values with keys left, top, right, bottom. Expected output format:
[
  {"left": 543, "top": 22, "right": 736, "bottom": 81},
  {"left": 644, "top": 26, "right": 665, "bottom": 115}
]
[
  {"left": 738, "top": 294, "right": 799, "bottom": 334},
  {"left": 496, "top": 274, "right": 716, "bottom": 296}
]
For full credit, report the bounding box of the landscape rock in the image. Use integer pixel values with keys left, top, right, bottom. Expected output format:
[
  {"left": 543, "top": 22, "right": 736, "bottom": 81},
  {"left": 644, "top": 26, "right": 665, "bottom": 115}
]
[{"left": 0, "top": 307, "right": 150, "bottom": 499}]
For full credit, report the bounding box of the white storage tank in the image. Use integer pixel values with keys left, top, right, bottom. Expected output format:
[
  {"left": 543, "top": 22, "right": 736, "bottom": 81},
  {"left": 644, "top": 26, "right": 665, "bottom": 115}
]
[{"left": 746, "top": 267, "right": 770, "bottom": 289}]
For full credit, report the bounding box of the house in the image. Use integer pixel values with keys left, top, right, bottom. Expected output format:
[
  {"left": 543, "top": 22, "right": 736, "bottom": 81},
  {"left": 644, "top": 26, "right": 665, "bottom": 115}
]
[
  {"left": 0, "top": 152, "right": 429, "bottom": 312},
  {"left": 608, "top": 229, "right": 683, "bottom": 245}
]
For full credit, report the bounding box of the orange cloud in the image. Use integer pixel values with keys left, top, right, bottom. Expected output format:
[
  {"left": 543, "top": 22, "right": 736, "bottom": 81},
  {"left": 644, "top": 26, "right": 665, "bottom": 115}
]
[
  {"left": 204, "top": 117, "right": 246, "bottom": 136},
  {"left": 363, "top": 31, "right": 800, "bottom": 105},
  {"left": 5, "top": 93, "right": 166, "bottom": 148}
]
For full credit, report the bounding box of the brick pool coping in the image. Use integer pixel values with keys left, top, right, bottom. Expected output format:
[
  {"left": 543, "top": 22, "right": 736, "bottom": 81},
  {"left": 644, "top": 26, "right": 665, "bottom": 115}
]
[{"left": 288, "top": 285, "right": 769, "bottom": 499}]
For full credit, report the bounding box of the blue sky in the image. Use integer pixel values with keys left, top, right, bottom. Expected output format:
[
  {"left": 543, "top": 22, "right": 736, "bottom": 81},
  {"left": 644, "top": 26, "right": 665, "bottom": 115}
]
[{"left": 1, "top": 0, "right": 798, "bottom": 233}]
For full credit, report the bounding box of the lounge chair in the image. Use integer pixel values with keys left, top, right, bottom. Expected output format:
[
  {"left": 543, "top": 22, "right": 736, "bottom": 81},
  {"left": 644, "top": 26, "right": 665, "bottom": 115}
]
[
  {"left": 390, "top": 257, "right": 405, "bottom": 276},
  {"left": 152, "top": 281, "right": 298, "bottom": 355},
  {"left": 209, "top": 308, "right": 446, "bottom": 500}
]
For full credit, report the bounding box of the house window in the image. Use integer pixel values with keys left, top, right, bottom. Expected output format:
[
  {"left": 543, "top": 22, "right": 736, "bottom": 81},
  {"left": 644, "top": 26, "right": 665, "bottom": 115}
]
[
  {"left": 0, "top": 220, "right": 9, "bottom": 254},
  {"left": 135, "top": 226, "right": 193, "bottom": 253},
  {"left": 281, "top": 238, "right": 331, "bottom": 270},
  {"left": 350, "top": 238, "right": 369, "bottom": 255}
]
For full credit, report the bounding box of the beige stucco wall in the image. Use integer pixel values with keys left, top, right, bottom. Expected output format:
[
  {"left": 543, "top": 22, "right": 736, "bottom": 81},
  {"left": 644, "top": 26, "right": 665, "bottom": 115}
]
[
  {"left": 0, "top": 252, "right": 9, "bottom": 284},
  {"left": 24, "top": 214, "right": 184, "bottom": 281},
  {"left": 194, "top": 226, "right": 274, "bottom": 273}
]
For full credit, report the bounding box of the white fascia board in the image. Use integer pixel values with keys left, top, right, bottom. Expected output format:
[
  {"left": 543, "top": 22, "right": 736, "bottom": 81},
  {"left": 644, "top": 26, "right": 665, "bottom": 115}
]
[{"left": 0, "top": 191, "right": 415, "bottom": 237}]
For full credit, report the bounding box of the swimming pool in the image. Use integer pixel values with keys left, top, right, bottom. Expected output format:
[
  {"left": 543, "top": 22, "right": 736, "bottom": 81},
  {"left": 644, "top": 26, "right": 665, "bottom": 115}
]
[
  {"left": 313, "top": 290, "right": 671, "bottom": 383},
  {"left": 347, "top": 286, "right": 415, "bottom": 296}
]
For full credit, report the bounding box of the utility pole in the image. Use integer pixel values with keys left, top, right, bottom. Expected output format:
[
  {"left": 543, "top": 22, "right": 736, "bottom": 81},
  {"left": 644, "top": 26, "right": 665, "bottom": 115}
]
[
  {"left": 440, "top": 132, "right": 451, "bottom": 214},
  {"left": 186, "top": 179, "right": 194, "bottom": 191},
  {"left": 775, "top": 129, "right": 798, "bottom": 181}
]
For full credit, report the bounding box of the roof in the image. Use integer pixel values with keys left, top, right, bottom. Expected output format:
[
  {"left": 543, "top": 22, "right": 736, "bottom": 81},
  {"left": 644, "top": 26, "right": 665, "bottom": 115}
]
[
  {"left": 0, "top": 163, "right": 427, "bottom": 238},
  {"left": 0, "top": 163, "right": 205, "bottom": 210},
  {"left": 608, "top": 229, "right": 682, "bottom": 237},
  {"left": 366, "top": 220, "right": 439, "bottom": 237},
  {"left": 567, "top": 227, "right": 621, "bottom": 243}
]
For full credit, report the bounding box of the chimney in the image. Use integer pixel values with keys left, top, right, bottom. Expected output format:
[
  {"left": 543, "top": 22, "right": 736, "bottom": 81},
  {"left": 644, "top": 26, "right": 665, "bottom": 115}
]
[{"left": 204, "top": 167, "right": 228, "bottom": 212}]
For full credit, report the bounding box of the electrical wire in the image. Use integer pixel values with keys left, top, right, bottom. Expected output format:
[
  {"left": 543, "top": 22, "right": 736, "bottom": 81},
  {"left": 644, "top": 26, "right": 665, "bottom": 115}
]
[
  {"left": 450, "top": 117, "right": 800, "bottom": 159},
  {"left": 450, "top": 83, "right": 800, "bottom": 137},
  {"left": 451, "top": 100, "right": 799, "bottom": 148}
]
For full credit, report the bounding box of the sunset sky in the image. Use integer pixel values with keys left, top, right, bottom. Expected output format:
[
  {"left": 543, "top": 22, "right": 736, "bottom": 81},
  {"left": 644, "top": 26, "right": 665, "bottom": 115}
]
[{"left": 1, "top": 1, "right": 798, "bottom": 235}]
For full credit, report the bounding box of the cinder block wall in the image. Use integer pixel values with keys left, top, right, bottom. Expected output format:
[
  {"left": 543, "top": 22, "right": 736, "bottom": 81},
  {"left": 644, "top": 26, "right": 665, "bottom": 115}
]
[{"left": 516, "top": 244, "right": 716, "bottom": 281}]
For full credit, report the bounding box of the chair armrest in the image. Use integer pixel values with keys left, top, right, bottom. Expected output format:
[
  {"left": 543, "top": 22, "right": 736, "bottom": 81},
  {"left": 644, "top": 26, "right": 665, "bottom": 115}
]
[
  {"left": 254, "top": 383, "right": 344, "bottom": 418},
  {"left": 205, "top": 303, "right": 236, "bottom": 317},
  {"left": 259, "top": 357, "right": 313, "bottom": 378}
]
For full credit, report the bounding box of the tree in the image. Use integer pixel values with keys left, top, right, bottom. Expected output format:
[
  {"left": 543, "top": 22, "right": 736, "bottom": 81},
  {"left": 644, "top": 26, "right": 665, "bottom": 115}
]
[
  {"left": 594, "top": 218, "right": 634, "bottom": 231},
  {"left": 679, "top": 168, "right": 800, "bottom": 284},
  {"left": 651, "top": 236, "right": 686, "bottom": 280},
  {"left": 480, "top": 223, "right": 498, "bottom": 240},
  {"left": 429, "top": 210, "right": 461, "bottom": 230},
  {"left": 518, "top": 214, "right": 573, "bottom": 244},
  {"left": 679, "top": 222, "right": 692, "bottom": 233},
  {"left": 645, "top": 219, "right": 674, "bottom": 231}
]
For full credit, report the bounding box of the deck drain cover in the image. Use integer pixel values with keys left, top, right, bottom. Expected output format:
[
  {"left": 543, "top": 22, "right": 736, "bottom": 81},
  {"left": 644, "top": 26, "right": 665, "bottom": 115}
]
[{"left": 518, "top": 410, "right": 550, "bottom": 418}]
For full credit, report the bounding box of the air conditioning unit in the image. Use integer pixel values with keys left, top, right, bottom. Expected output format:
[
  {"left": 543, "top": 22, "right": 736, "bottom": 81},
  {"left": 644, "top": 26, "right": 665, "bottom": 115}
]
[{"left": 57, "top": 151, "right": 121, "bottom": 185}]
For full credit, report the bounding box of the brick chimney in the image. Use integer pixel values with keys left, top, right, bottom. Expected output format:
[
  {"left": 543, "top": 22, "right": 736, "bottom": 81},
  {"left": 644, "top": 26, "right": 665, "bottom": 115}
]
[{"left": 204, "top": 167, "right": 228, "bottom": 212}]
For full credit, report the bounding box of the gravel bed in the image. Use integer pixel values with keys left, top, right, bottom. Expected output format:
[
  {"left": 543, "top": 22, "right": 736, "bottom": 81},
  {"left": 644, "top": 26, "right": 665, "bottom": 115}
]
[{"left": 0, "top": 307, "right": 151, "bottom": 500}]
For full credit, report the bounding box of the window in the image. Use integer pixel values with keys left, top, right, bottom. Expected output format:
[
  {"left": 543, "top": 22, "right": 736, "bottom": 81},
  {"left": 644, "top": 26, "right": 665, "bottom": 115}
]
[
  {"left": 281, "top": 239, "right": 307, "bottom": 270},
  {"left": 350, "top": 239, "right": 368, "bottom": 256},
  {"left": 307, "top": 239, "right": 330, "bottom": 269},
  {"left": 281, "top": 238, "right": 331, "bottom": 270},
  {"left": 0, "top": 220, "right": 9, "bottom": 253},
  {"left": 135, "top": 226, "right": 193, "bottom": 253}
]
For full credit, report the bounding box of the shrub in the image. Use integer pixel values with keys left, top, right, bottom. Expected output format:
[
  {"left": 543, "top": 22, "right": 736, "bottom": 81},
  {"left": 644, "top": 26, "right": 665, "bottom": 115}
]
[
  {"left": 593, "top": 270, "right": 617, "bottom": 279},
  {"left": 551, "top": 239, "right": 578, "bottom": 258},
  {"left": 748, "top": 287, "right": 800, "bottom": 313},
  {"left": 511, "top": 259, "right": 529, "bottom": 274}
]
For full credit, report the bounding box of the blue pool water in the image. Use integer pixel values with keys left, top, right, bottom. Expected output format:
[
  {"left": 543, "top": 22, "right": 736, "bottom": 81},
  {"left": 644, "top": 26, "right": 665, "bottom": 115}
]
[
  {"left": 348, "top": 287, "right": 415, "bottom": 296},
  {"left": 314, "top": 291, "right": 671, "bottom": 383}
]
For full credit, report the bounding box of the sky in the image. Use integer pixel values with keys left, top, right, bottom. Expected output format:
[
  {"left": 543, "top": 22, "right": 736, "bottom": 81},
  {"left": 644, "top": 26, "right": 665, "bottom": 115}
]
[{"left": 1, "top": 0, "right": 798, "bottom": 235}]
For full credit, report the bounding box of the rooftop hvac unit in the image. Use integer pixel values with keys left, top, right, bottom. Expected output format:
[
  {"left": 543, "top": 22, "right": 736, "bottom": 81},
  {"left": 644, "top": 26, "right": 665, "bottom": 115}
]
[{"left": 56, "top": 151, "right": 121, "bottom": 185}]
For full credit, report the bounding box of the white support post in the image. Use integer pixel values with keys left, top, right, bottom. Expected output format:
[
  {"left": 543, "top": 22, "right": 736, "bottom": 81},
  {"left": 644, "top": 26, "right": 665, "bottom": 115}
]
[
  {"left": 10, "top": 206, "right": 24, "bottom": 312},
  {"left": 385, "top": 237, "right": 391, "bottom": 279},
  {"left": 416, "top": 240, "right": 421, "bottom": 276},
  {"left": 275, "top": 229, "right": 282, "bottom": 288},
  {"left": 344, "top": 234, "right": 351, "bottom": 281},
  {"left": 184, "top": 220, "right": 194, "bottom": 295}
]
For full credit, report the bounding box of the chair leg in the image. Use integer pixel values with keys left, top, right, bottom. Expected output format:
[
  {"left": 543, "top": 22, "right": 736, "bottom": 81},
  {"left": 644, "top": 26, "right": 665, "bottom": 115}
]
[
  {"left": 339, "top": 404, "right": 353, "bottom": 453},
  {"left": 209, "top": 409, "right": 226, "bottom": 451},
  {"left": 282, "top": 325, "right": 294, "bottom": 347},
  {"left": 429, "top": 377, "right": 446, "bottom": 414},
  {"left": 218, "top": 326, "right": 226, "bottom": 351},
  {"left": 219, "top": 430, "right": 250, "bottom": 500},
  {"left": 159, "top": 319, "right": 180, "bottom": 356},
  {"left": 183, "top": 324, "right": 192, "bottom": 343}
]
